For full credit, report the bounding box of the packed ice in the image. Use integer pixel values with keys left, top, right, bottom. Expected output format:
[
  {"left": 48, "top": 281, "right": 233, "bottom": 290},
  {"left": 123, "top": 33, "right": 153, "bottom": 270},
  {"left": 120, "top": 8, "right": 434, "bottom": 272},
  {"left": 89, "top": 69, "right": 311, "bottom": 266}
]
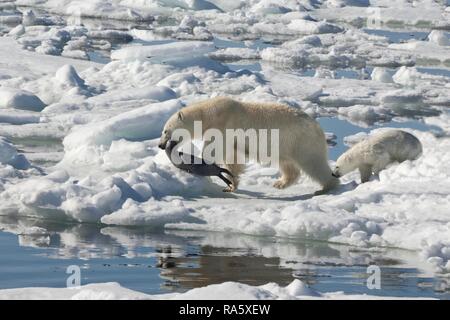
[
  {"left": 0, "top": 278, "right": 435, "bottom": 300},
  {"left": 0, "top": 0, "right": 449, "bottom": 298}
]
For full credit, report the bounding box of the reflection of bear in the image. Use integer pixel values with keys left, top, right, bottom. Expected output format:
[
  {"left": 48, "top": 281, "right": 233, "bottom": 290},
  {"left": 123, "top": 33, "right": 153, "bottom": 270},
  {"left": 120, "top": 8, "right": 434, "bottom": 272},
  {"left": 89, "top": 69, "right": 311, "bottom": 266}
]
[
  {"left": 333, "top": 130, "right": 422, "bottom": 183},
  {"left": 159, "top": 97, "right": 339, "bottom": 193}
]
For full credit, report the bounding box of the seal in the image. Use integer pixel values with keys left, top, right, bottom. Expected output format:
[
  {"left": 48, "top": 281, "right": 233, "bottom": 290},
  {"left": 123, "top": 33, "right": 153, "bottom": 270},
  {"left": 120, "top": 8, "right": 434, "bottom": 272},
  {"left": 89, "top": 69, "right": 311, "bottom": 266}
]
[{"left": 164, "top": 140, "right": 234, "bottom": 189}]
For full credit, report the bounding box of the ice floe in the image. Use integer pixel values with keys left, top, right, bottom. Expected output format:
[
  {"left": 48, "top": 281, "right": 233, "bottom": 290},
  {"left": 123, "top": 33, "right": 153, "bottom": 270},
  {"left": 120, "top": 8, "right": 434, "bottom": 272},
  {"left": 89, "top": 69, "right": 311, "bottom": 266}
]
[
  {"left": 0, "top": 137, "right": 30, "bottom": 170},
  {"left": 111, "top": 41, "right": 215, "bottom": 61},
  {"left": 0, "top": 0, "right": 449, "bottom": 296},
  {"left": 0, "top": 278, "right": 434, "bottom": 300},
  {"left": 0, "top": 87, "right": 46, "bottom": 111}
]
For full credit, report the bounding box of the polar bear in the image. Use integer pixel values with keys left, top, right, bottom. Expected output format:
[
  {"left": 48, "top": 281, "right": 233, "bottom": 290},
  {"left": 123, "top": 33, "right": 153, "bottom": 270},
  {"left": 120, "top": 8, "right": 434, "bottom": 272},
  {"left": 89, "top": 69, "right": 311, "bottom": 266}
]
[
  {"left": 332, "top": 130, "right": 422, "bottom": 183},
  {"left": 159, "top": 97, "right": 339, "bottom": 193}
]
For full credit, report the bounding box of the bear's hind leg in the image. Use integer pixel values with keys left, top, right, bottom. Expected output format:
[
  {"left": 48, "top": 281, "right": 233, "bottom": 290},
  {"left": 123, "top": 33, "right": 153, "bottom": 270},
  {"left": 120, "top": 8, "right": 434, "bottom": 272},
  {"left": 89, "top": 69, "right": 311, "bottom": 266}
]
[
  {"left": 273, "top": 160, "right": 300, "bottom": 189},
  {"left": 297, "top": 154, "right": 339, "bottom": 194},
  {"left": 223, "top": 163, "right": 245, "bottom": 192}
]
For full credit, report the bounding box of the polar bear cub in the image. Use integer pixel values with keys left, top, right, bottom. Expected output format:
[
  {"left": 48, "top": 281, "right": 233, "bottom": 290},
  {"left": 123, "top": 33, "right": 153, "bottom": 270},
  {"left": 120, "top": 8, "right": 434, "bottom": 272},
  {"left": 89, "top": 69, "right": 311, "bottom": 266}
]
[
  {"left": 333, "top": 130, "right": 422, "bottom": 183},
  {"left": 159, "top": 97, "right": 339, "bottom": 193}
]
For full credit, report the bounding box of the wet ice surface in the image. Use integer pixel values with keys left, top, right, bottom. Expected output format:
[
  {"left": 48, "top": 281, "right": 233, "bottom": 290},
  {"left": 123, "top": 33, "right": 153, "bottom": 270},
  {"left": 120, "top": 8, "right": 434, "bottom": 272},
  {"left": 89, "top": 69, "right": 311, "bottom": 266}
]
[{"left": 0, "top": 1, "right": 450, "bottom": 298}]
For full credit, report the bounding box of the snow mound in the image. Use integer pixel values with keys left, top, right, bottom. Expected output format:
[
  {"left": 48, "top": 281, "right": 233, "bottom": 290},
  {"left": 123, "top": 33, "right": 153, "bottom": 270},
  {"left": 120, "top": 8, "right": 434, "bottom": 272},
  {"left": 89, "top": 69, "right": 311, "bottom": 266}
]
[
  {"left": 249, "top": 1, "right": 292, "bottom": 15},
  {"left": 55, "top": 64, "right": 87, "bottom": 88},
  {"left": 61, "top": 99, "right": 182, "bottom": 167},
  {"left": 428, "top": 30, "right": 450, "bottom": 46},
  {"left": 0, "top": 156, "right": 207, "bottom": 223},
  {"left": 8, "top": 24, "right": 25, "bottom": 38},
  {"left": 0, "top": 137, "right": 30, "bottom": 170},
  {"left": 0, "top": 279, "right": 433, "bottom": 300},
  {"left": 173, "top": 15, "right": 213, "bottom": 41},
  {"left": 65, "top": 0, "right": 153, "bottom": 21},
  {"left": 87, "top": 86, "right": 177, "bottom": 104},
  {"left": 371, "top": 67, "right": 393, "bottom": 83},
  {"left": 0, "top": 282, "right": 150, "bottom": 300},
  {"left": 338, "top": 105, "right": 389, "bottom": 126},
  {"left": 209, "top": 48, "right": 260, "bottom": 61},
  {"left": 287, "top": 19, "right": 343, "bottom": 35},
  {"left": 176, "top": 0, "right": 222, "bottom": 11},
  {"left": 100, "top": 198, "right": 192, "bottom": 227},
  {"left": 380, "top": 90, "right": 428, "bottom": 116},
  {"left": 260, "top": 39, "right": 363, "bottom": 68},
  {"left": 0, "top": 87, "right": 46, "bottom": 112}
]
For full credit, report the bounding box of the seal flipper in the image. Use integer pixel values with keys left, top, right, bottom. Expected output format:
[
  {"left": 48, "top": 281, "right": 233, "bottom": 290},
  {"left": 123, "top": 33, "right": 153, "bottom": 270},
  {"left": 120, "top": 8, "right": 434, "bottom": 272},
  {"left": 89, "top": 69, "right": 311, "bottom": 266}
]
[
  {"left": 219, "top": 167, "right": 233, "bottom": 176},
  {"left": 165, "top": 140, "right": 234, "bottom": 188},
  {"left": 217, "top": 167, "right": 234, "bottom": 187},
  {"left": 217, "top": 172, "right": 233, "bottom": 187}
]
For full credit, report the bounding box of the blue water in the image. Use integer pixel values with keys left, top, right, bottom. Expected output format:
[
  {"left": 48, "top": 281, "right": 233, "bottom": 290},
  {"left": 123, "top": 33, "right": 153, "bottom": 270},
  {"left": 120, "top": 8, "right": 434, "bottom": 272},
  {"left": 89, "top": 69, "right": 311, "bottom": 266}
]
[
  {"left": 226, "top": 62, "right": 262, "bottom": 72},
  {"left": 0, "top": 220, "right": 448, "bottom": 298},
  {"left": 363, "top": 29, "right": 429, "bottom": 43},
  {"left": 416, "top": 67, "right": 450, "bottom": 78}
]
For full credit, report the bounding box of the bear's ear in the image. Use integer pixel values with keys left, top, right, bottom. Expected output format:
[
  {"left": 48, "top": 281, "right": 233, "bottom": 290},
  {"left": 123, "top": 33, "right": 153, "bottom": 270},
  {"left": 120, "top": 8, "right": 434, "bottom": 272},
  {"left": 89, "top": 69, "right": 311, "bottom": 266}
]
[{"left": 177, "top": 111, "right": 184, "bottom": 121}]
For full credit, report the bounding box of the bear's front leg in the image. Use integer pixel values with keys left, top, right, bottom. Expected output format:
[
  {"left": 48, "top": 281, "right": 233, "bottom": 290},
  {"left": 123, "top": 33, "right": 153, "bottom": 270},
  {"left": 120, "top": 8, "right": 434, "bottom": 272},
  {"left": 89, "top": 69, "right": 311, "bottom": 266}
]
[
  {"left": 222, "top": 163, "right": 245, "bottom": 192},
  {"left": 359, "top": 164, "right": 373, "bottom": 183}
]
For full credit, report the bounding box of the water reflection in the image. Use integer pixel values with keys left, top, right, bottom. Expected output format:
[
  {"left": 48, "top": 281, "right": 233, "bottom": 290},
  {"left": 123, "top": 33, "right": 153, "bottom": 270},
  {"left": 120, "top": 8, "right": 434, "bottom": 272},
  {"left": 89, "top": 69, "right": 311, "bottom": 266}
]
[{"left": 0, "top": 216, "right": 448, "bottom": 297}]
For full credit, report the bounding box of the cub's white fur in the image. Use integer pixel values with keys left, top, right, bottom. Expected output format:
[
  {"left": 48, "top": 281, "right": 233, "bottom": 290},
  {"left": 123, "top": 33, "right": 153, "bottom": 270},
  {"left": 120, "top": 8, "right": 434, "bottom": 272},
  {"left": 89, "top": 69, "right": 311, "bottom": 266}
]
[{"left": 333, "top": 130, "right": 422, "bottom": 183}]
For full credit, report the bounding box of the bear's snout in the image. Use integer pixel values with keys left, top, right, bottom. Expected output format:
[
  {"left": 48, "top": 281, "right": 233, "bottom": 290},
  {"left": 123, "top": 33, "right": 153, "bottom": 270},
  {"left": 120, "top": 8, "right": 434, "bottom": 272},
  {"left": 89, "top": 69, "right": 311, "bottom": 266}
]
[
  {"left": 332, "top": 170, "right": 340, "bottom": 178},
  {"left": 158, "top": 142, "right": 166, "bottom": 150}
]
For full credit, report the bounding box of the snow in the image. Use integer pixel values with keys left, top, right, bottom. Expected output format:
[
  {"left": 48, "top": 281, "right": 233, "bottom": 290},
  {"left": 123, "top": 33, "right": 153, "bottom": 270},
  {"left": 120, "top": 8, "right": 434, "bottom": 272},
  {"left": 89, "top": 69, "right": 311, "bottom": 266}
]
[
  {"left": 0, "top": 137, "right": 31, "bottom": 170},
  {"left": 111, "top": 41, "right": 215, "bottom": 61},
  {"left": 370, "top": 67, "right": 393, "bottom": 83},
  {"left": 100, "top": 198, "right": 193, "bottom": 227},
  {"left": 287, "top": 19, "right": 343, "bottom": 35},
  {"left": 0, "top": 37, "right": 98, "bottom": 79},
  {"left": 315, "top": 1, "right": 449, "bottom": 28},
  {"left": 0, "top": 110, "right": 41, "bottom": 125},
  {"left": 338, "top": 104, "right": 388, "bottom": 126},
  {"left": 87, "top": 86, "right": 177, "bottom": 104},
  {"left": 0, "top": 279, "right": 434, "bottom": 300},
  {"left": 0, "top": 0, "right": 449, "bottom": 298},
  {"left": 388, "top": 41, "right": 450, "bottom": 66},
  {"left": 428, "top": 30, "right": 450, "bottom": 47},
  {"left": 0, "top": 87, "right": 46, "bottom": 111},
  {"left": 209, "top": 48, "right": 260, "bottom": 61},
  {"left": 54, "top": 64, "right": 87, "bottom": 88},
  {"left": 64, "top": 0, "right": 155, "bottom": 21},
  {"left": 61, "top": 99, "right": 182, "bottom": 168},
  {"left": 249, "top": 1, "right": 292, "bottom": 15}
]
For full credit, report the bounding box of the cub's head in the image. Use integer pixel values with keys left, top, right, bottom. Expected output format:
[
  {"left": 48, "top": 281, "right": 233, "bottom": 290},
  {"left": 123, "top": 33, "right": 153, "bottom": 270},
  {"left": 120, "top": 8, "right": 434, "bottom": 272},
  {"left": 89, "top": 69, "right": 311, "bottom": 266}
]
[
  {"left": 159, "top": 110, "right": 194, "bottom": 149},
  {"left": 332, "top": 153, "right": 356, "bottom": 178}
]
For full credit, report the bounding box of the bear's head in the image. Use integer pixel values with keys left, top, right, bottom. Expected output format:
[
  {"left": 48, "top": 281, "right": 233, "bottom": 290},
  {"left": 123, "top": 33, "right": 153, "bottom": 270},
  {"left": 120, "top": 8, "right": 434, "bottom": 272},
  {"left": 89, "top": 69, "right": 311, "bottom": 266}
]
[
  {"left": 332, "top": 152, "right": 357, "bottom": 178},
  {"left": 159, "top": 110, "right": 195, "bottom": 149}
]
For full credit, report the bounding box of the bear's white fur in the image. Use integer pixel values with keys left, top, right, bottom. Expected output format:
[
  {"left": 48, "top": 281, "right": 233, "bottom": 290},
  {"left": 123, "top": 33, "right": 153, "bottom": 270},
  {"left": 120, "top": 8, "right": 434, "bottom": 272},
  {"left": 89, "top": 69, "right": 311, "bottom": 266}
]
[
  {"left": 159, "top": 97, "right": 339, "bottom": 193},
  {"left": 333, "top": 130, "right": 422, "bottom": 183}
]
